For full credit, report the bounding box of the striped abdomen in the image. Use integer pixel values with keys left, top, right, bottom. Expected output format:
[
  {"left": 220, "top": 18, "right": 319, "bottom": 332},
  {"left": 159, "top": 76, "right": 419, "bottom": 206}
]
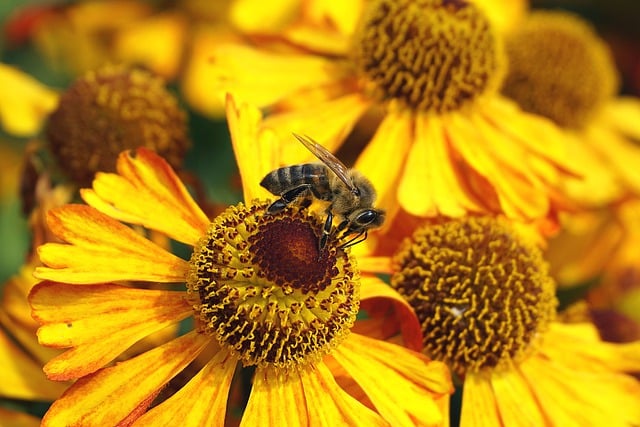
[{"left": 260, "top": 163, "right": 332, "bottom": 201}]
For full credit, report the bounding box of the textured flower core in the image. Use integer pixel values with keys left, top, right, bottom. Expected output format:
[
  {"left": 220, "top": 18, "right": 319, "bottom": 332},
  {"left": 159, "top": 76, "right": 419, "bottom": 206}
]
[
  {"left": 187, "top": 201, "right": 360, "bottom": 369},
  {"left": 351, "top": 0, "right": 504, "bottom": 113},
  {"left": 391, "top": 217, "right": 556, "bottom": 375},
  {"left": 501, "top": 11, "right": 619, "bottom": 129},
  {"left": 46, "top": 64, "right": 190, "bottom": 186}
]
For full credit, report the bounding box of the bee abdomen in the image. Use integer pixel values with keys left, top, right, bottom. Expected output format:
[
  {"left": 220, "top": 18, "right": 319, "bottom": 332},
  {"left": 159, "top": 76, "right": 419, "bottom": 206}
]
[{"left": 260, "top": 164, "right": 330, "bottom": 197}]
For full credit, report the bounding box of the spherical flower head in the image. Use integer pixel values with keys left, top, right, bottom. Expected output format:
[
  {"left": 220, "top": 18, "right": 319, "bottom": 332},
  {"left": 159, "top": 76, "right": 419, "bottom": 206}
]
[
  {"left": 391, "top": 216, "right": 557, "bottom": 376},
  {"left": 501, "top": 10, "right": 619, "bottom": 129},
  {"left": 351, "top": 0, "right": 505, "bottom": 113},
  {"left": 46, "top": 64, "right": 190, "bottom": 186},
  {"left": 187, "top": 201, "right": 360, "bottom": 370}
]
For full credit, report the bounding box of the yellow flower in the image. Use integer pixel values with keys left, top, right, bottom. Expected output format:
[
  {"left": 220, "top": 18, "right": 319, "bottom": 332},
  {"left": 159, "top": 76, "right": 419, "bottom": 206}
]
[
  {"left": 30, "top": 97, "right": 451, "bottom": 426},
  {"left": 501, "top": 10, "right": 640, "bottom": 207},
  {"left": 0, "top": 63, "right": 58, "bottom": 137},
  {"left": 205, "top": 0, "right": 580, "bottom": 228},
  {"left": 383, "top": 216, "right": 640, "bottom": 425}
]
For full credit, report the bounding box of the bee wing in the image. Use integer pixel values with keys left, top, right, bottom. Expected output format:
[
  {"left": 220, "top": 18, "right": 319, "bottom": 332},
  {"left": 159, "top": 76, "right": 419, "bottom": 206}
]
[{"left": 293, "top": 133, "right": 358, "bottom": 194}]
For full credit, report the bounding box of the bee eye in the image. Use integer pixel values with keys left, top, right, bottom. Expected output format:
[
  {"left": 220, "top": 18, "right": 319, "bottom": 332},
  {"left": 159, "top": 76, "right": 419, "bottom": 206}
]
[{"left": 356, "top": 210, "right": 378, "bottom": 225}]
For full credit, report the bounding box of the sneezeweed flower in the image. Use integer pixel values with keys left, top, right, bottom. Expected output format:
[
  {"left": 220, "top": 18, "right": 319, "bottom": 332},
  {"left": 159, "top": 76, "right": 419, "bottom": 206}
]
[
  {"left": 29, "top": 98, "right": 452, "bottom": 426},
  {"left": 388, "top": 216, "right": 640, "bottom": 425},
  {"left": 45, "top": 63, "right": 190, "bottom": 187},
  {"left": 501, "top": 10, "right": 640, "bottom": 207},
  {"left": 206, "top": 0, "right": 580, "bottom": 229}
]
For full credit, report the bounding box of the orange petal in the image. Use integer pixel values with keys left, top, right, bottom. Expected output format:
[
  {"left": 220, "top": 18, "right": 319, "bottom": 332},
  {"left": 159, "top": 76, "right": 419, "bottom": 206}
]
[
  {"left": 357, "top": 276, "right": 423, "bottom": 351},
  {"left": 42, "top": 331, "right": 209, "bottom": 427},
  {"left": 333, "top": 333, "right": 452, "bottom": 426},
  {"left": 81, "top": 148, "right": 210, "bottom": 246},
  {"left": 460, "top": 373, "right": 501, "bottom": 427},
  {"left": 263, "top": 93, "right": 370, "bottom": 167},
  {"left": 0, "top": 407, "right": 41, "bottom": 427},
  {"left": 0, "top": 327, "right": 67, "bottom": 400},
  {"left": 225, "top": 95, "right": 281, "bottom": 203},
  {"left": 208, "top": 43, "right": 339, "bottom": 108},
  {"left": 134, "top": 350, "right": 236, "bottom": 426},
  {"left": 34, "top": 205, "right": 190, "bottom": 284},
  {"left": 30, "top": 282, "right": 192, "bottom": 380}
]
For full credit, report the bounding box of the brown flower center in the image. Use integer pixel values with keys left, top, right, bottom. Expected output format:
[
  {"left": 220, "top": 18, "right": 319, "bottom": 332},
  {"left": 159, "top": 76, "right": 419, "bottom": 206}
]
[
  {"left": 46, "top": 64, "right": 190, "bottom": 186},
  {"left": 351, "top": 0, "right": 505, "bottom": 113},
  {"left": 391, "top": 217, "right": 556, "bottom": 375},
  {"left": 187, "top": 201, "right": 360, "bottom": 370},
  {"left": 501, "top": 11, "right": 619, "bottom": 130}
]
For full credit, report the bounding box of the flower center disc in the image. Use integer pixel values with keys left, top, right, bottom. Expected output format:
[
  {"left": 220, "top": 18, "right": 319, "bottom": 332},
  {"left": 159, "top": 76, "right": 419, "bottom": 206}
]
[
  {"left": 187, "top": 202, "right": 360, "bottom": 369},
  {"left": 351, "top": 0, "right": 504, "bottom": 113},
  {"left": 391, "top": 217, "right": 556, "bottom": 375},
  {"left": 501, "top": 11, "right": 619, "bottom": 129}
]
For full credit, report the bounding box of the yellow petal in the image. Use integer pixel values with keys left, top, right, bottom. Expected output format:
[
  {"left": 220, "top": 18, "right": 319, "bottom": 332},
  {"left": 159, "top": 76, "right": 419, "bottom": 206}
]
[
  {"left": 357, "top": 275, "right": 423, "bottom": 351},
  {"left": 0, "top": 63, "right": 58, "bottom": 137},
  {"left": 301, "top": 0, "right": 365, "bottom": 36},
  {"left": 602, "top": 97, "right": 640, "bottom": 140},
  {"left": 42, "top": 331, "right": 209, "bottom": 427},
  {"left": 207, "top": 43, "right": 339, "bottom": 107},
  {"left": 460, "top": 372, "right": 501, "bottom": 427},
  {"left": 299, "top": 363, "right": 387, "bottom": 427},
  {"left": 30, "top": 282, "right": 191, "bottom": 380},
  {"left": 0, "top": 309, "right": 61, "bottom": 367},
  {"left": 34, "top": 205, "right": 190, "bottom": 284},
  {"left": 241, "top": 365, "right": 309, "bottom": 426},
  {"left": 263, "top": 93, "right": 370, "bottom": 166},
  {"left": 490, "top": 369, "right": 545, "bottom": 426},
  {"left": 356, "top": 256, "right": 392, "bottom": 275},
  {"left": 520, "top": 353, "right": 640, "bottom": 425},
  {"left": 81, "top": 148, "right": 209, "bottom": 246},
  {"left": 355, "top": 111, "right": 413, "bottom": 213},
  {"left": 0, "top": 327, "right": 67, "bottom": 400},
  {"left": 113, "top": 12, "right": 187, "bottom": 79},
  {"left": 225, "top": 95, "right": 280, "bottom": 203},
  {"left": 230, "top": 0, "right": 300, "bottom": 32},
  {"left": 334, "top": 333, "right": 452, "bottom": 426},
  {"left": 133, "top": 350, "right": 236, "bottom": 427},
  {"left": 399, "top": 114, "right": 483, "bottom": 217}
]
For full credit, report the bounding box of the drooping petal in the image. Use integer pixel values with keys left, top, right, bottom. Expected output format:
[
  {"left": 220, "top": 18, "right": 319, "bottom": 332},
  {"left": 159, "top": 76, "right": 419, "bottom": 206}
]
[
  {"left": 601, "top": 97, "right": 640, "bottom": 141},
  {"left": 225, "top": 95, "right": 280, "bottom": 203},
  {"left": 460, "top": 373, "right": 501, "bottom": 427},
  {"left": 30, "top": 282, "right": 192, "bottom": 380},
  {"left": 263, "top": 93, "right": 370, "bottom": 166},
  {"left": 357, "top": 276, "right": 423, "bottom": 351},
  {"left": 34, "top": 205, "right": 190, "bottom": 284},
  {"left": 0, "top": 327, "right": 67, "bottom": 401},
  {"left": 333, "top": 333, "right": 452, "bottom": 426},
  {"left": 133, "top": 349, "right": 236, "bottom": 427},
  {"left": 81, "top": 148, "right": 210, "bottom": 246},
  {"left": 41, "top": 331, "right": 209, "bottom": 427},
  {"left": 207, "top": 43, "right": 340, "bottom": 108}
]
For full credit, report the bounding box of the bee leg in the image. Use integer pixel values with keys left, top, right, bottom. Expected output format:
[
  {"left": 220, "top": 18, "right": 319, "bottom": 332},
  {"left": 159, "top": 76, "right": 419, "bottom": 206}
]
[
  {"left": 318, "top": 210, "right": 334, "bottom": 253},
  {"left": 339, "top": 231, "right": 368, "bottom": 249},
  {"left": 267, "top": 184, "right": 312, "bottom": 214}
]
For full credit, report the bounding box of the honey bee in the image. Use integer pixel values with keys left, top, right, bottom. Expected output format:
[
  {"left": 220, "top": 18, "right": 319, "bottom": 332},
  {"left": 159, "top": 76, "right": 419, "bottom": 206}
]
[{"left": 260, "top": 134, "right": 385, "bottom": 250}]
